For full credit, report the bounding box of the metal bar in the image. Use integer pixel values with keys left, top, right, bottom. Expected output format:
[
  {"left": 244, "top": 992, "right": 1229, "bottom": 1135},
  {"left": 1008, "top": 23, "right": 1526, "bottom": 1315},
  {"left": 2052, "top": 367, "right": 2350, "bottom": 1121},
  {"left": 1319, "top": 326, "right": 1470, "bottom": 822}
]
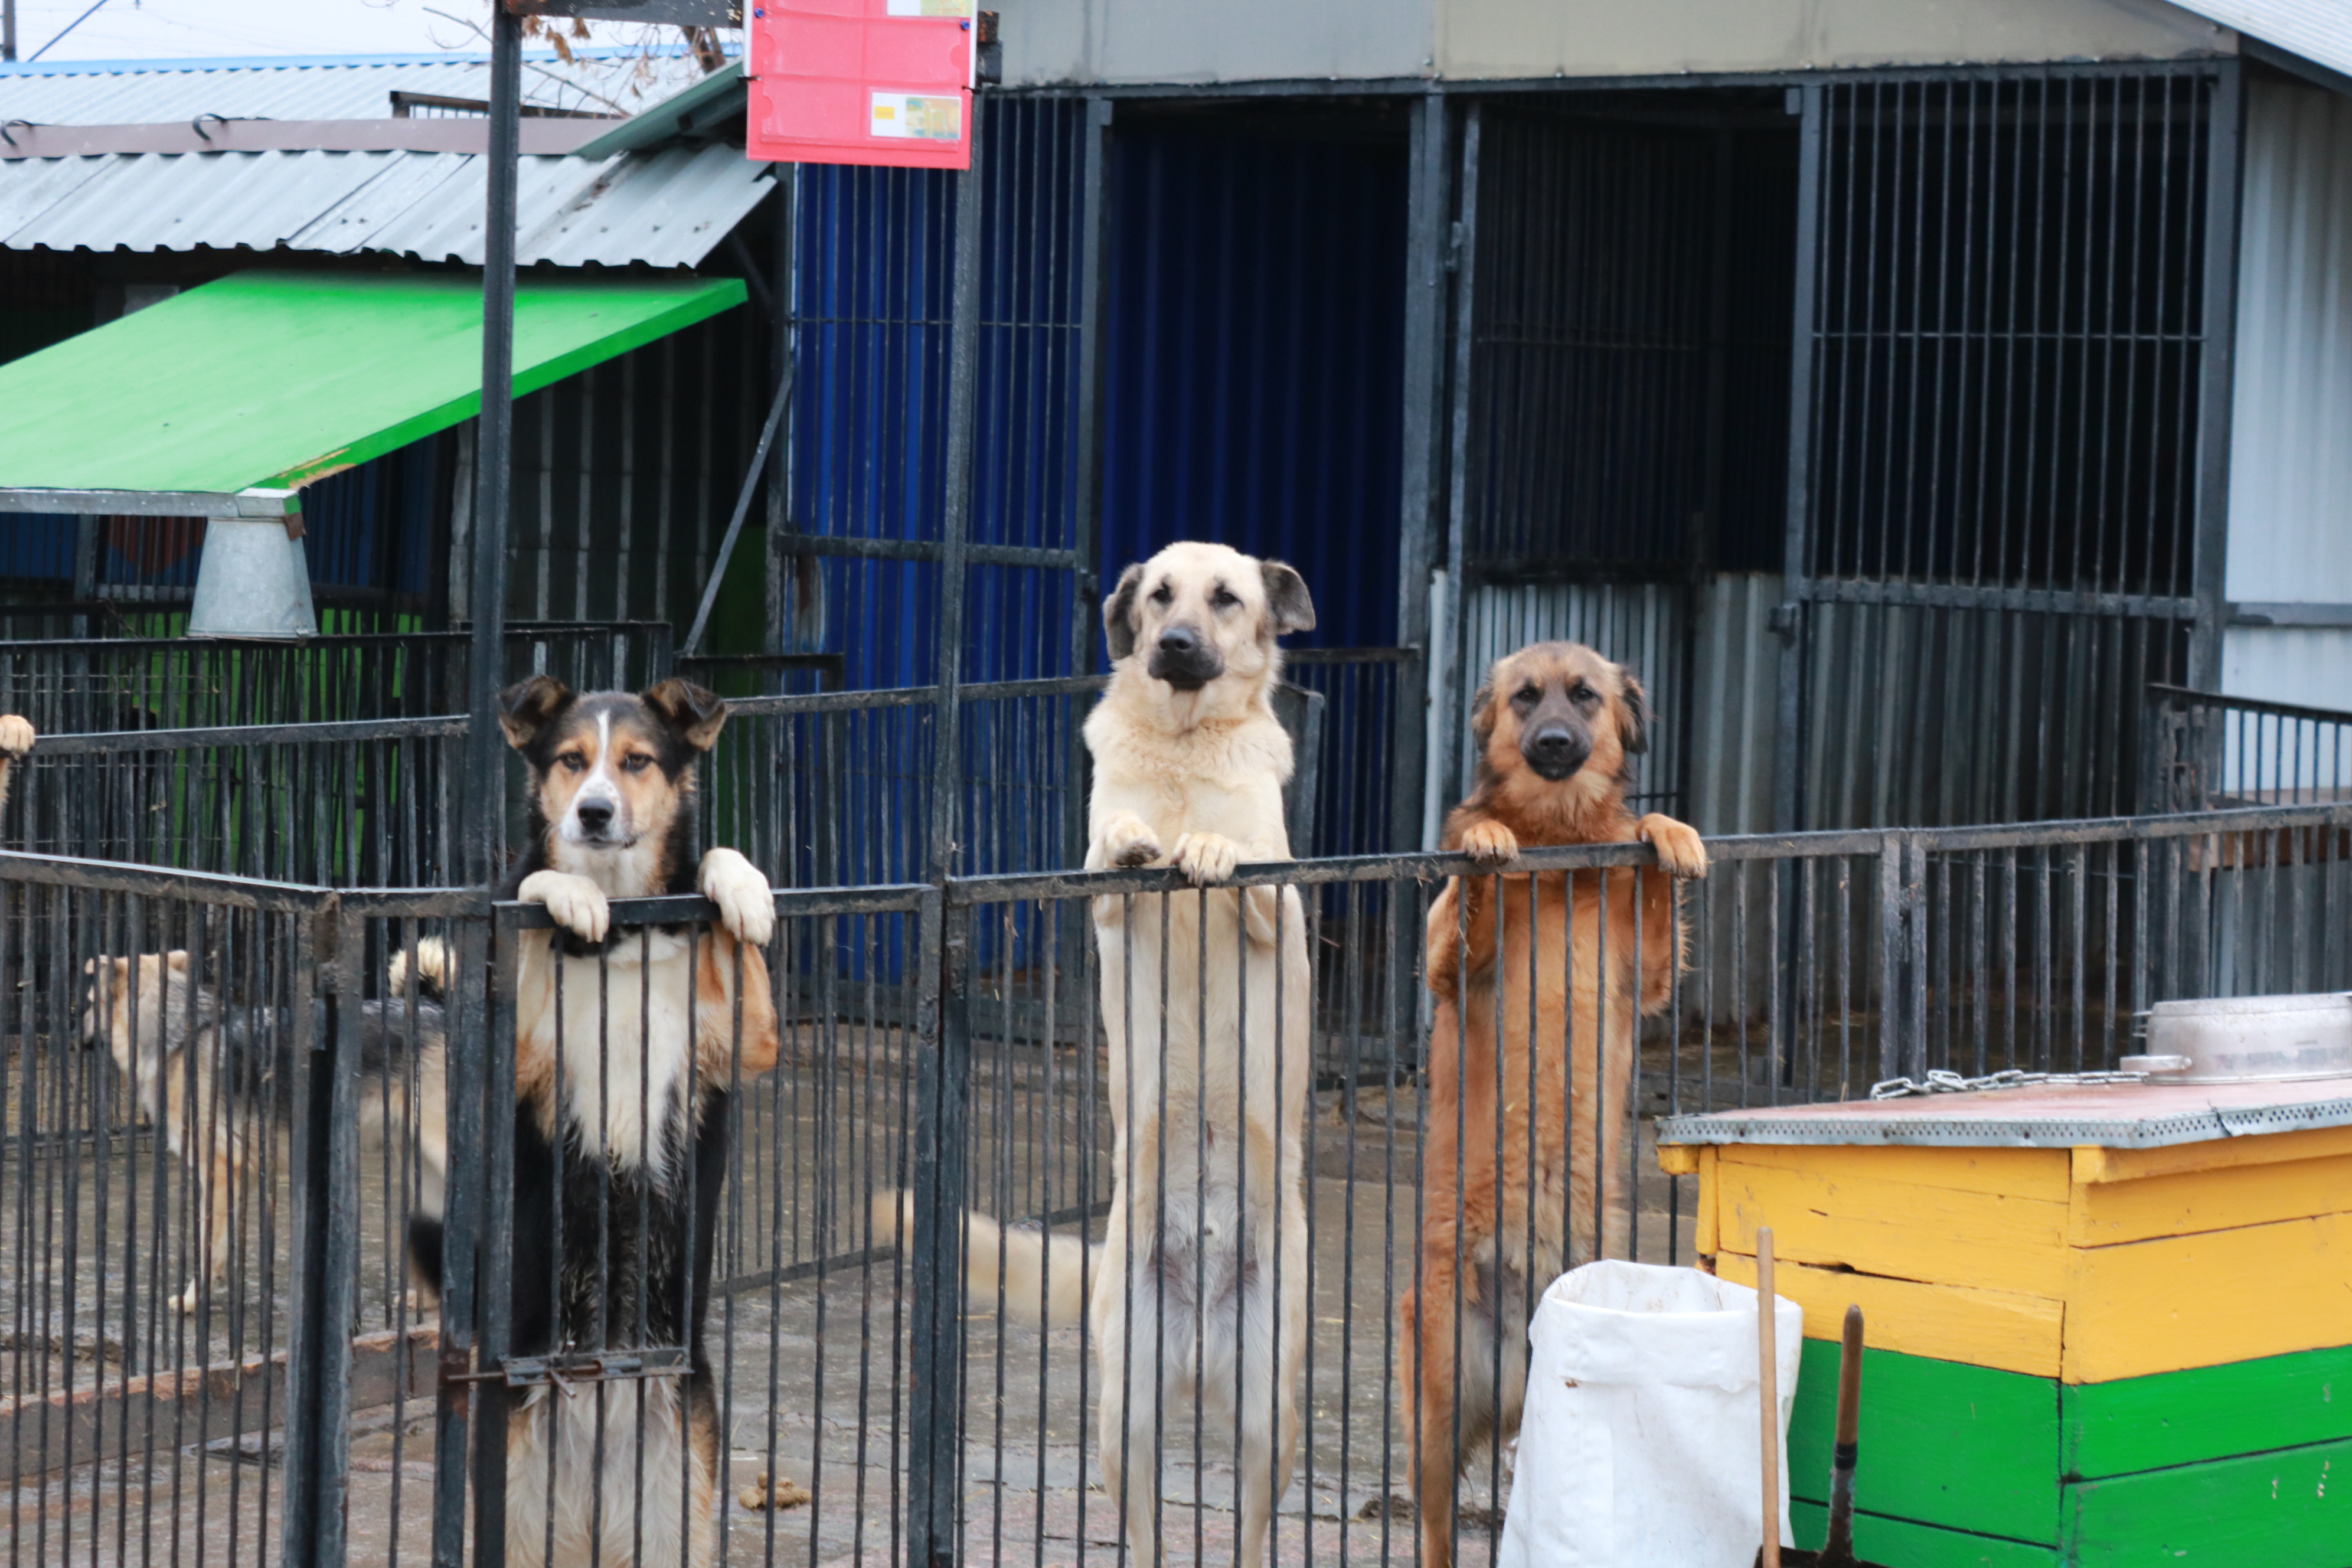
[
  {"left": 2188, "top": 60, "right": 2243, "bottom": 692},
  {"left": 906, "top": 891, "right": 965, "bottom": 1567},
  {"left": 0, "top": 488, "right": 296, "bottom": 518},
  {"left": 1802, "top": 578, "right": 2199, "bottom": 619},
  {"left": 2147, "top": 683, "right": 2352, "bottom": 726},
  {"left": 775, "top": 533, "right": 1080, "bottom": 569},
  {"left": 1439, "top": 100, "right": 1482, "bottom": 807},
  {"left": 1394, "top": 85, "right": 1449, "bottom": 857},
  {"left": 32, "top": 716, "right": 466, "bottom": 754},
  {"left": 929, "top": 97, "right": 986, "bottom": 884},
  {"left": 0, "top": 848, "right": 340, "bottom": 908},
  {"left": 1776, "top": 83, "right": 1825, "bottom": 834},
  {"left": 683, "top": 365, "right": 796, "bottom": 657},
  {"left": 463, "top": 5, "right": 522, "bottom": 890},
  {"left": 429, "top": 916, "right": 489, "bottom": 1568}
]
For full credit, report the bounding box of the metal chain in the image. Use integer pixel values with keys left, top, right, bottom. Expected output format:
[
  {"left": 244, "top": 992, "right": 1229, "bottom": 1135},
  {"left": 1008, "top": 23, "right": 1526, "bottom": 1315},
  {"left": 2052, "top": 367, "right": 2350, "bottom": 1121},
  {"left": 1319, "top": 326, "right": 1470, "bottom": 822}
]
[{"left": 1868, "top": 1067, "right": 2151, "bottom": 1100}]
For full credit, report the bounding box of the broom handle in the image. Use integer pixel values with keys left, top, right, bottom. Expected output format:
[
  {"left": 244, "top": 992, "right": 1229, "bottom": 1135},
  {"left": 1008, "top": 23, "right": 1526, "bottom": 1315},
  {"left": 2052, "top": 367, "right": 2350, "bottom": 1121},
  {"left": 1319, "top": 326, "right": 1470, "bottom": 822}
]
[
  {"left": 1825, "top": 1304, "right": 1866, "bottom": 1560},
  {"left": 1758, "top": 1227, "right": 1780, "bottom": 1568}
]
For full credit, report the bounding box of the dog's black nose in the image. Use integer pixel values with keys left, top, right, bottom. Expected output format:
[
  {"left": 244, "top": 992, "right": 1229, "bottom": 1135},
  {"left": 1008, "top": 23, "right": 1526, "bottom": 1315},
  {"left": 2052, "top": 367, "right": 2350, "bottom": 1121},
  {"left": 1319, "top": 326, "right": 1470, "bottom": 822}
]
[
  {"left": 576, "top": 798, "right": 615, "bottom": 832},
  {"left": 1158, "top": 626, "right": 1198, "bottom": 655},
  {"left": 1525, "top": 726, "right": 1588, "bottom": 778}
]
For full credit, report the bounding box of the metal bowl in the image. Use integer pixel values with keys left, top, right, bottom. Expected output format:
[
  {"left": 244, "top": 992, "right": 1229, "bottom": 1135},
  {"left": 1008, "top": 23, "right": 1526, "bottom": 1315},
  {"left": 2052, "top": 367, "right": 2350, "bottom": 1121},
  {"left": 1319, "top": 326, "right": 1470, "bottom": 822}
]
[{"left": 2122, "top": 993, "right": 2352, "bottom": 1083}]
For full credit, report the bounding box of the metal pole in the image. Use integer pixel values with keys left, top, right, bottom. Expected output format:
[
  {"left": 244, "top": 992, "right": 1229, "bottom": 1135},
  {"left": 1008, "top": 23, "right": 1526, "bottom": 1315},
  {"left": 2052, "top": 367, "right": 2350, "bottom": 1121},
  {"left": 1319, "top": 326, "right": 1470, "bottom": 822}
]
[
  {"left": 930, "top": 96, "right": 984, "bottom": 883},
  {"left": 3, "top": 1, "right": 16, "bottom": 65},
  {"left": 1773, "top": 84, "right": 1825, "bottom": 837},
  {"left": 2188, "top": 60, "right": 2244, "bottom": 697},
  {"left": 465, "top": 4, "right": 523, "bottom": 890}
]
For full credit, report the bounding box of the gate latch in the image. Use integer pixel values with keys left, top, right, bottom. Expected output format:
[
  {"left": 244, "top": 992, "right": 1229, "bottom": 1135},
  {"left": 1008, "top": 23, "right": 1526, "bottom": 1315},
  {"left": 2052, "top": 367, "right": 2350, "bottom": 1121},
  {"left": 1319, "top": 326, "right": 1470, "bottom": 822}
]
[
  {"left": 1768, "top": 602, "right": 1801, "bottom": 641},
  {"left": 446, "top": 1345, "right": 691, "bottom": 1394}
]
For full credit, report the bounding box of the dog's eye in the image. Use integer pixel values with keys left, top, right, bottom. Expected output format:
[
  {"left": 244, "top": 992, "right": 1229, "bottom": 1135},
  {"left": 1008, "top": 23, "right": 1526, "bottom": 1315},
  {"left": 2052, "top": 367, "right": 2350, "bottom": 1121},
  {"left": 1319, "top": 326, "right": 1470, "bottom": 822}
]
[
  {"left": 1570, "top": 683, "right": 1598, "bottom": 704},
  {"left": 1211, "top": 587, "right": 1240, "bottom": 610},
  {"left": 1513, "top": 685, "right": 1540, "bottom": 706},
  {"left": 621, "top": 753, "right": 653, "bottom": 774},
  {"left": 557, "top": 752, "right": 587, "bottom": 773},
  {"left": 1150, "top": 583, "right": 1173, "bottom": 606}
]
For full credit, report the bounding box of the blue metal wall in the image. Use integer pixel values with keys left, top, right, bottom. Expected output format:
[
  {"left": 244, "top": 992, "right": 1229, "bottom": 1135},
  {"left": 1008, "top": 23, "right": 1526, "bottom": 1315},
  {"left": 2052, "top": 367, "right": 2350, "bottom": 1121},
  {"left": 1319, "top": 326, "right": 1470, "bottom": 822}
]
[{"left": 1099, "top": 123, "right": 1407, "bottom": 651}]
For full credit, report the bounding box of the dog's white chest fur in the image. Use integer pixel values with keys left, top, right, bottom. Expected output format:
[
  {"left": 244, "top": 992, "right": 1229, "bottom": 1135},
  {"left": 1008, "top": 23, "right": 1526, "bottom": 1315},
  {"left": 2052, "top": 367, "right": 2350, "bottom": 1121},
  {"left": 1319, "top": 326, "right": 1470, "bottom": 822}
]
[{"left": 535, "top": 932, "right": 696, "bottom": 1182}]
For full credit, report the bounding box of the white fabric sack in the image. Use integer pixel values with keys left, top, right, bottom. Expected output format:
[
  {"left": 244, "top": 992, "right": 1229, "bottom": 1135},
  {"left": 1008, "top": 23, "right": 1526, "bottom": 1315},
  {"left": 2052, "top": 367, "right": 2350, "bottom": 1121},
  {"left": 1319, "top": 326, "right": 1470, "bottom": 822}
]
[{"left": 1496, "top": 1260, "right": 1804, "bottom": 1568}]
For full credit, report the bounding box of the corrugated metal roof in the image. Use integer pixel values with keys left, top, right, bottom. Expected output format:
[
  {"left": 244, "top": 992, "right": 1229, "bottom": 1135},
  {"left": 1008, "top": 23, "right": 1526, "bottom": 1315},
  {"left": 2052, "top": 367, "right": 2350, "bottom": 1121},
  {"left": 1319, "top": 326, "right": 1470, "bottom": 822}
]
[
  {"left": 0, "top": 143, "right": 771, "bottom": 267},
  {"left": 0, "top": 47, "right": 727, "bottom": 126},
  {"left": 2177, "top": 1, "right": 2352, "bottom": 80}
]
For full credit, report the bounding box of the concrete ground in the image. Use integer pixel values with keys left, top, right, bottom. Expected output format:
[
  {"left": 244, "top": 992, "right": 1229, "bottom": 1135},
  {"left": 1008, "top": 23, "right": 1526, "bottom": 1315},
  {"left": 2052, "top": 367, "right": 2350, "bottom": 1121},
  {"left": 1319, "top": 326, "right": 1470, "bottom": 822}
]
[{"left": 6, "top": 1021, "right": 1745, "bottom": 1567}]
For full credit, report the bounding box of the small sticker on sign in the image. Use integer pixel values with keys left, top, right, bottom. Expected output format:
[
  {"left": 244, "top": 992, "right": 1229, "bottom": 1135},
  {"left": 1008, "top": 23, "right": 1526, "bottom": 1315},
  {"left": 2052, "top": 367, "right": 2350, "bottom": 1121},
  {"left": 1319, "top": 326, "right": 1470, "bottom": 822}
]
[
  {"left": 884, "top": 0, "right": 971, "bottom": 15},
  {"left": 870, "top": 92, "right": 963, "bottom": 141}
]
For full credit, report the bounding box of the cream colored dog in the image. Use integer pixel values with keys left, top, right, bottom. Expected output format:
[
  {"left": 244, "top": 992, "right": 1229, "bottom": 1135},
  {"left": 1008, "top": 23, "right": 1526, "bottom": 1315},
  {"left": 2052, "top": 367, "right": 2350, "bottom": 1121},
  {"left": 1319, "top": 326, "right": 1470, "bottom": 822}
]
[
  {"left": 870, "top": 544, "right": 1317, "bottom": 1566},
  {"left": 1084, "top": 541, "right": 1317, "bottom": 1568}
]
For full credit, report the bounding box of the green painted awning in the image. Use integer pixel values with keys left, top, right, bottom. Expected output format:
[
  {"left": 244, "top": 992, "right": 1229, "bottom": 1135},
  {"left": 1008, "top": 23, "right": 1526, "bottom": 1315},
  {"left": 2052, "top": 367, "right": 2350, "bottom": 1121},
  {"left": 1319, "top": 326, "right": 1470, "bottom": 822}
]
[{"left": 0, "top": 269, "right": 746, "bottom": 514}]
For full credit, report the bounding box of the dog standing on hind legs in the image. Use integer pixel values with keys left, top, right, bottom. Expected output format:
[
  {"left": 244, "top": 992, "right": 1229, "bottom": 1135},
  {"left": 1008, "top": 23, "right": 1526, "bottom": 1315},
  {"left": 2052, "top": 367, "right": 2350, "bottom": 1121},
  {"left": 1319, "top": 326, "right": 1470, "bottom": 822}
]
[
  {"left": 407, "top": 675, "right": 780, "bottom": 1568},
  {"left": 1084, "top": 543, "right": 1317, "bottom": 1568},
  {"left": 1400, "top": 641, "right": 1707, "bottom": 1568}
]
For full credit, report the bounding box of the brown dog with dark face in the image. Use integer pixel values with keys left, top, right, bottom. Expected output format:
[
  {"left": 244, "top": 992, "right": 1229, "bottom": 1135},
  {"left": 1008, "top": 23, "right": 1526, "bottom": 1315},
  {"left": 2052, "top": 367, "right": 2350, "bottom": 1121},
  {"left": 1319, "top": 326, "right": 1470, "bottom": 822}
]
[{"left": 1400, "top": 641, "right": 1706, "bottom": 1568}]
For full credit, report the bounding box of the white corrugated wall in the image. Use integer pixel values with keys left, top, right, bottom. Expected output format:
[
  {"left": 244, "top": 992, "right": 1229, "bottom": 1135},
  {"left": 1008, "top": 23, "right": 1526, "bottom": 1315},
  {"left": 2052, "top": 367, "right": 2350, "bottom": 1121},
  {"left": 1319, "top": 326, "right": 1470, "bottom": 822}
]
[{"left": 2224, "top": 79, "right": 2352, "bottom": 719}]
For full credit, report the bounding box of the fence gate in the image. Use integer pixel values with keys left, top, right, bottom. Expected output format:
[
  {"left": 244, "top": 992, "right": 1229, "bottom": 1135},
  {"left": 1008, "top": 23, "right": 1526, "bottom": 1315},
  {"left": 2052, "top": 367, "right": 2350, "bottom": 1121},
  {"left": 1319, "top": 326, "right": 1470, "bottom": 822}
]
[{"left": 1776, "top": 63, "right": 2240, "bottom": 831}]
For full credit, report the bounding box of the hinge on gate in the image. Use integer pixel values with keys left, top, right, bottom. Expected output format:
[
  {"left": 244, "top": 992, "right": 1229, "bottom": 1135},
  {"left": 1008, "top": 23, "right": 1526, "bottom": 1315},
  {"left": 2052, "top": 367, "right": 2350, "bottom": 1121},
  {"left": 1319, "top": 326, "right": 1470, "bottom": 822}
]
[
  {"left": 446, "top": 1346, "right": 691, "bottom": 1394},
  {"left": 1768, "top": 602, "right": 1801, "bottom": 641},
  {"left": 1445, "top": 219, "right": 1466, "bottom": 273}
]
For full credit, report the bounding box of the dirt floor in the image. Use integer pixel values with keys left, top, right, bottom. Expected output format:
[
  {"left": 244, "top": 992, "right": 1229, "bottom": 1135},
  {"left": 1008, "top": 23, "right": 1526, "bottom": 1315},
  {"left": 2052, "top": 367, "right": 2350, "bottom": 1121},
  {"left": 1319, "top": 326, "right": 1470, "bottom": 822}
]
[{"left": 5, "top": 1024, "right": 1730, "bottom": 1568}]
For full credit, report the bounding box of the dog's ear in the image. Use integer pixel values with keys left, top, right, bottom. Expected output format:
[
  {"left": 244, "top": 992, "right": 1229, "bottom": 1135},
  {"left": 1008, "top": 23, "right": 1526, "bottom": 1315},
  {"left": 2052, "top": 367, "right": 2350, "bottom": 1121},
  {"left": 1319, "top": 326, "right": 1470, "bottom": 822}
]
[
  {"left": 1616, "top": 671, "right": 1651, "bottom": 757},
  {"left": 1103, "top": 563, "right": 1145, "bottom": 663},
  {"left": 1259, "top": 560, "right": 1317, "bottom": 638},
  {"left": 644, "top": 679, "right": 728, "bottom": 752},
  {"left": 1469, "top": 678, "right": 1499, "bottom": 753},
  {"left": 499, "top": 675, "right": 573, "bottom": 750}
]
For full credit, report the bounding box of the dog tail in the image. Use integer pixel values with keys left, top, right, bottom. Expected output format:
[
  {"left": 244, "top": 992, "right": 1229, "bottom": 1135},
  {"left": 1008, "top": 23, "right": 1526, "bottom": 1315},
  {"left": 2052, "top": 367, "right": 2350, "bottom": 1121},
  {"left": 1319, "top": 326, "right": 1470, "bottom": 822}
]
[
  {"left": 387, "top": 936, "right": 454, "bottom": 1002},
  {"left": 869, "top": 1189, "right": 1095, "bottom": 1329}
]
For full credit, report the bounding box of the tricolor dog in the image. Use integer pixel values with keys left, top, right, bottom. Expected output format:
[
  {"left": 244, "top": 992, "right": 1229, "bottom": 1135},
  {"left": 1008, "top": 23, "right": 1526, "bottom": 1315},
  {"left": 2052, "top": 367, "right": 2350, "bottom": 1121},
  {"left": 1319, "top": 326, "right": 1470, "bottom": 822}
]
[{"left": 409, "top": 677, "right": 780, "bottom": 1568}]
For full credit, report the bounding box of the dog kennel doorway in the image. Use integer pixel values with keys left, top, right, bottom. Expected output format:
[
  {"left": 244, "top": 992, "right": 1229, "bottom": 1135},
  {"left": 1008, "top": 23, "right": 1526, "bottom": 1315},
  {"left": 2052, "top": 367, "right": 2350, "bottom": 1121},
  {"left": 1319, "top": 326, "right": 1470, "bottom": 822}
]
[{"left": 1440, "top": 63, "right": 2237, "bottom": 834}]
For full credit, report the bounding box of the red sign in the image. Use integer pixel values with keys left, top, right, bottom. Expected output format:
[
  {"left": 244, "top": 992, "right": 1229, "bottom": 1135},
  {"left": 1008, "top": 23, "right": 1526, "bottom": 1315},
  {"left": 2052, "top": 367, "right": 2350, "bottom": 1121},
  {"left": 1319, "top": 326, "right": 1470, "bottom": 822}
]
[{"left": 746, "top": 0, "right": 974, "bottom": 170}]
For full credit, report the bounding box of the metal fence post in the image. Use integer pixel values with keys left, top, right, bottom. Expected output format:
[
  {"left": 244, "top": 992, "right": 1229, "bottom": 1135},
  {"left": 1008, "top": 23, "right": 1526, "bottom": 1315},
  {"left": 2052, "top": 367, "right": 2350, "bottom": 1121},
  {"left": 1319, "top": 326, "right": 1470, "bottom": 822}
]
[
  {"left": 282, "top": 897, "right": 357, "bottom": 1568},
  {"left": 1877, "top": 832, "right": 1907, "bottom": 1083},
  {"left": 932, "top": 95, "right": 985, "bottom": 883},
  {"left": 472, "top": 906, "right": 522, "bottom": 1568},
  {"left": 1773, "top": 83, "right": 1824, "bottom": 837},
  {"left": 429, "top": 916, "right": 492, "bottom": 1568},
  {"left": 463, "top": 2, "right": 522, "bottom": 888},
  {"left": 907, "top": 887, "right": 968, "bottom": 1567}
]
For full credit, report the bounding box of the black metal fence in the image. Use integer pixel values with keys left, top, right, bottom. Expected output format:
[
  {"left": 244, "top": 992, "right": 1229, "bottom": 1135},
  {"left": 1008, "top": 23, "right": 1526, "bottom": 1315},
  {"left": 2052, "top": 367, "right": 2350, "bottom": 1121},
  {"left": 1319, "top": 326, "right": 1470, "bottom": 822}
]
[
  {"left": 2144, "top": 683, "right": 2352, "bottom": 813},
  {"left": 8, "top": 798, "right": 2346, "bottom": 1566},
  {"left": 0, "top": 624, "right": 672, "bottom": 736}
]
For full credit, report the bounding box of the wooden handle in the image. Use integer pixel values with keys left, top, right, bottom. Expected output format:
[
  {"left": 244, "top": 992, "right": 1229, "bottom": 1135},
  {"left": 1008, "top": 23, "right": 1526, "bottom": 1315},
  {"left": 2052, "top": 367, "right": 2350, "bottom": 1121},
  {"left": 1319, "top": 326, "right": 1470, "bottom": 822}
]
[
  {"left": 1758, "top": 1226, "right": 1781, "bottom": 1568},
  {"left": 1836, "top": 1304, "right": 1865, "bottom": 1447}
]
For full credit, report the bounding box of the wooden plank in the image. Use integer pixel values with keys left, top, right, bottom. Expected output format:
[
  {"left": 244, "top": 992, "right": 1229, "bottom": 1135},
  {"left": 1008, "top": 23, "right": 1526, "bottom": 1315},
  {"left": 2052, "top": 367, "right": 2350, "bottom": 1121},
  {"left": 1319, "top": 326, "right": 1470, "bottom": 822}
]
[
  {"left": 2067, "top": 1210, "right": 2352, "bottom": 1382},
  {"left": 1790, "top": 1500, "right": 2062, "bottom": 1568},
  {"left": 2069, "top": 1152, "right": 2352, "bottom": 1247},
  {"left": 1719, "top": 1160, "right": 2071, "bottom": 1297},
  {"left": 1694, "top": 1145, "right": 1719, "bottom": 1256},
  {"left": 1723, "top": 1142, "right": 2072, "bottom": 1203},
  {"left": 2066, "top": 1435, "right": 2352, "bottom": 1565},
  {"left": 1655, "top": 1142, "right": 1701, "bottom": 1175},
  {"left": 0, "top": 1323, "right": 436, "bottom": 1479},
  {"left": 2074, "top": 1121, "right": 2352, "bottom": 1184},
  {"left": 1716, "top": 1252, "right": 2064, "bottom": 1378},
  {"left": 2064, "top": 1345, "right": 2352, "bottom": 1479},
  {"left": 1789, "top": 1340, "right": 2060, "bottom": 1544}
]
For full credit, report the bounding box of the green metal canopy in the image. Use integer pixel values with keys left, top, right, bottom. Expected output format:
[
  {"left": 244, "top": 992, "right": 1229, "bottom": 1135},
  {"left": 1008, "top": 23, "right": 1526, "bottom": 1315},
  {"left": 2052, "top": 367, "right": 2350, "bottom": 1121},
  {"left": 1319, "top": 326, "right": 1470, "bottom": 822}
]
[{"left": 0, "top": 269, "right": 747, "bottom": 517}]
